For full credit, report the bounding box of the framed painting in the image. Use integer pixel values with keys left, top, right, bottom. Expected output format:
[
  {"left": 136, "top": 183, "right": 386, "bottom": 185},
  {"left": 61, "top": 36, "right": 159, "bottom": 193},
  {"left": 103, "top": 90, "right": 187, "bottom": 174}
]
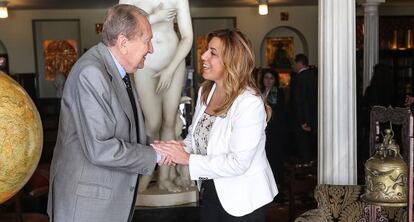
[
  {"left": 192, "top": 17, "right": 237, "bottom": 85},
  {"left": 195, "top": 36, "right": 208, "bottom": 76},
  {"left": 33, "top": 19, "right": 81, "bottom": 98},
  {"left": 42, "top": 39, "right": 78, "bottom": 81},
  {"left": 265, "top": 37, "right": 294, "bottom": 70}
]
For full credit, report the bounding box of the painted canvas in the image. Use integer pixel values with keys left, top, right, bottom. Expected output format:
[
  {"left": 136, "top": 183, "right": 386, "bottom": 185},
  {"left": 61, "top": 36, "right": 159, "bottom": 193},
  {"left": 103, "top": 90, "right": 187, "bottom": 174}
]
[
  {"left": 42, "top": 40, "right": 78, "bottom": 80},
  {"left": 266, "top": 37, "right": 294, "bottom": 70}
]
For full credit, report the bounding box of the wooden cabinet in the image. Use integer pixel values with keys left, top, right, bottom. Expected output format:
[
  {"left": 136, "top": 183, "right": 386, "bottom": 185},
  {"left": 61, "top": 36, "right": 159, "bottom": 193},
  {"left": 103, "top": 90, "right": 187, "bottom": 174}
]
[
  {"left": 379, "top": 50, "right": 414, "bottom": 102},
  {"left": 356, "top": 49, "right": 414, "bottom": 106}
]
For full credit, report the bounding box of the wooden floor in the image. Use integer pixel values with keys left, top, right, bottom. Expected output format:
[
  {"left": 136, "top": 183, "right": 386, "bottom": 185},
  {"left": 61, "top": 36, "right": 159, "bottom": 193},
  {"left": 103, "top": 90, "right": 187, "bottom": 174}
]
[
  {"left": 0, "top": 200, "right": 312, "bottom": 222},
  {"left": 266, "top": 203, "right": 290, "bottom": 222}
]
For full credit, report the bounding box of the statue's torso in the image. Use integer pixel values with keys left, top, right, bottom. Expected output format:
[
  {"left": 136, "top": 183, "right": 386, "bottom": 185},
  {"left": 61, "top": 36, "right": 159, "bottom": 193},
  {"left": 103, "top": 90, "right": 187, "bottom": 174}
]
[
  {"left": 136, "top": 0, "right": 180, "bottom": 70},
  {"left": 138, "top": 0, "right": 176, "bottom": 13}
]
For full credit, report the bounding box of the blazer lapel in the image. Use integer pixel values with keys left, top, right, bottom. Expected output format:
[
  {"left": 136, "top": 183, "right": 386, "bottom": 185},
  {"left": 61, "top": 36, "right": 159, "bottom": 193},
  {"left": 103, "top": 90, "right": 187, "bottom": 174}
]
[{"left": 97, "top": 43, "right": 136, "bottom": 141}]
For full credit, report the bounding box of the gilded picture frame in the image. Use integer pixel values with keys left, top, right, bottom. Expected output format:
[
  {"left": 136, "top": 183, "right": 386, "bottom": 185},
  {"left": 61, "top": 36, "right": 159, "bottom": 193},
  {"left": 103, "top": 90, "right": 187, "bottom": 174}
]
[
  {"left": 265, "top": 37, "right": 294, "bottom": 70},
  {"left": 42, "top": 39, "right": 78, "bottom": 81}
]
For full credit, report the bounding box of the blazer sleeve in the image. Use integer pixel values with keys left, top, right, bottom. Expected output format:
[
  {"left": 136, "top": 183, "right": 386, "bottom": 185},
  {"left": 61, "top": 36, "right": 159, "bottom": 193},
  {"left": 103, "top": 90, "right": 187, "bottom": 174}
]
[
  {"left": 73, "top": 66, "right": 156, "bottom": 175},
  {"left": 188, "top": 94, "right": 266, "bottom": 179}
]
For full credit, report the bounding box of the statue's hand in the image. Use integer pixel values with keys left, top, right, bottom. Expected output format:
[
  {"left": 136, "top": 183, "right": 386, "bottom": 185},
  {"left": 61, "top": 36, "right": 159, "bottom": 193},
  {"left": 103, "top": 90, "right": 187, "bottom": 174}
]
[
  {"left": 152, "top": 3, "right": 176, "bottom": 23},
  {"left": 153, "top": 69, "right": 173, "bottom": 94}
]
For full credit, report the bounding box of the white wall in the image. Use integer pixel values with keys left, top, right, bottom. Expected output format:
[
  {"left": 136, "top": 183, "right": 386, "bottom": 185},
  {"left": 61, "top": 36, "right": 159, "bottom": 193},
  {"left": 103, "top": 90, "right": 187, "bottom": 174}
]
[
  {"left": 190, "top": 6, "right": 319, "bottom": 66},
  {"left": 380, "top": 5, "right": 414, "bottom": 15},
  {"left": 0, "top": 6, "right": 319, "bottom": 74},
  {"left": 356, "top": 5, "right": 414, "bottom": 15},
  {"left": 0, "top": 9, "right": 106, "bottom": 74}
]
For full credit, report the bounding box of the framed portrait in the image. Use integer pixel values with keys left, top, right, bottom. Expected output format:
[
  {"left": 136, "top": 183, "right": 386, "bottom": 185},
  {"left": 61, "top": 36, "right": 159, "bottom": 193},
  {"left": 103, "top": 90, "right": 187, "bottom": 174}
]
[
  {"left": 33, "top": 19, "right": 81, "bottom": 98},
  {"left": 42, "top": 39, "right": 78, "bottom": 81},
  {"left": 195, "top": 36, "right": 208, "bottom": 76},
  {"left": 265, "top": 37, "right": 294, "bottom": 70},
  {"left": 192, "top": 17, "right": 237, "bottom": 85}
]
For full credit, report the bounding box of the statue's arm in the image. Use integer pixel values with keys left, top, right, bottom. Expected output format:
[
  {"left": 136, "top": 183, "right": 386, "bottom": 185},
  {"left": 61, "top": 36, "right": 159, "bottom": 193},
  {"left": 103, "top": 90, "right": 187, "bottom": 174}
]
[
  {"left": 167, "top": 0, "right": 193, "bottom": 71},
  {"left": 154, "top": 0, "right": 193, "bottom": 94}
]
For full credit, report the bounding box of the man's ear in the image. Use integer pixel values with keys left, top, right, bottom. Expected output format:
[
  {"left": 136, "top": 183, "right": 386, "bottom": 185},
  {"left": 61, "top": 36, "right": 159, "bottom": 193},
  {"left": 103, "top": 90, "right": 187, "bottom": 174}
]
[{"left": 116, "top": 34, "right": 128, "bottom": 55}]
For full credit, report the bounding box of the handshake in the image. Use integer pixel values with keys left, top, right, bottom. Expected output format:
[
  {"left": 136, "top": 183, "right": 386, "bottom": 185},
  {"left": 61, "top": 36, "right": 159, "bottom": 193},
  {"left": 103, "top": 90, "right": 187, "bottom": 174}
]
[{"left": 151, "top": 140, "right": 190, "bottom": 166}]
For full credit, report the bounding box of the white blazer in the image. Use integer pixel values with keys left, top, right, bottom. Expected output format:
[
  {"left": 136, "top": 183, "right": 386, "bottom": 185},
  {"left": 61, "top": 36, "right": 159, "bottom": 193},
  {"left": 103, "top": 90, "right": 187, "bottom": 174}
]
[{"left": 183, "top": 84, "right": 278, "bottom": 217}]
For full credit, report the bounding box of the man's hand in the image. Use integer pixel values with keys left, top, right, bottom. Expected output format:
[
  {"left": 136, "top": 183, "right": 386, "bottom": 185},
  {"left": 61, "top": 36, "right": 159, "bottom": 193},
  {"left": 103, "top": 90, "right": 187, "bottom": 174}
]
[
  {"left": 159, "top": 152, "right": 174, "bottom": 166},
  {"left": 152, "top": 140, "right": 190, "bottom": 165},
  {"left": 152, "top": 143, "right": 174, "bottom": 166},
  {"left": 301, "top": 123, "right": 311, "bottom": 132}
]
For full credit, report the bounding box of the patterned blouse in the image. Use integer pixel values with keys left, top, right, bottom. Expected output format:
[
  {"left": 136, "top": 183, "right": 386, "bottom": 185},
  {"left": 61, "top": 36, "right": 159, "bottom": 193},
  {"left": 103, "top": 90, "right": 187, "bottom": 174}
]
[
  {"left": 193, "top": 112, "right": 216, "bottom": 155},
  {"left": 264, "top": 86, "right": 278, "bottom": 106}
]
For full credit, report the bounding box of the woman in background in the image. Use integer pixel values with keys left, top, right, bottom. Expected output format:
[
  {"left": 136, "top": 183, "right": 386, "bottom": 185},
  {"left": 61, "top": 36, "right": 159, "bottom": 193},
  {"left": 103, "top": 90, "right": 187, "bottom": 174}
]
[{"left": 260, "top": 68, "right": 287, "bottom": 199}]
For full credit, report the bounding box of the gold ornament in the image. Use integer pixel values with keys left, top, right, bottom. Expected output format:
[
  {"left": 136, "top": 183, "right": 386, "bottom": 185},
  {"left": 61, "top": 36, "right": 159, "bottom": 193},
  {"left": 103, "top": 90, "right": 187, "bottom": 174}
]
[{"left": 362, "top": 128, "right": 408, "bottom": 207}]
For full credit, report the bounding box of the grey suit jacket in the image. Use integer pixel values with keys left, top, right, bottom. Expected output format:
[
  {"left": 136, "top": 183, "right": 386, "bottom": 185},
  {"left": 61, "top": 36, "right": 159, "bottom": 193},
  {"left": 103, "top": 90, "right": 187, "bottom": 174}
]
[{"left": 47, "top": 42, "right": 156, "bottom": 222}]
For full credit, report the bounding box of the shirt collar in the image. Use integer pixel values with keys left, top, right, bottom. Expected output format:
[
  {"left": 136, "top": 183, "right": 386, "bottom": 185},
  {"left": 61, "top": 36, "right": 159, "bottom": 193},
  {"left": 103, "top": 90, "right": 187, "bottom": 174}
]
[
  {"left": 298, "top": 67, "right": 309, "bottom": 74},
  {"left": 108, "top": 47, "right": 126, "bottom": 79}
]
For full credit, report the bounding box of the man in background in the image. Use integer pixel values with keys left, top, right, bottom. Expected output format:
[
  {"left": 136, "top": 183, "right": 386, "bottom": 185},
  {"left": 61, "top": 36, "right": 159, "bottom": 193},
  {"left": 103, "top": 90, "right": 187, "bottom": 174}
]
[{"left": 290, "top": 54, "right": 318, "bottom": 163}]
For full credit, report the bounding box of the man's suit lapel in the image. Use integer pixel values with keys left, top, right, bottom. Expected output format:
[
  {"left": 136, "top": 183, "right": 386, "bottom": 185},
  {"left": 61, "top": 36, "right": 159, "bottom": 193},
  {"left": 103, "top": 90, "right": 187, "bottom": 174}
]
[{"left": 97, "top": 43, "right": 137, "bottom": 142}]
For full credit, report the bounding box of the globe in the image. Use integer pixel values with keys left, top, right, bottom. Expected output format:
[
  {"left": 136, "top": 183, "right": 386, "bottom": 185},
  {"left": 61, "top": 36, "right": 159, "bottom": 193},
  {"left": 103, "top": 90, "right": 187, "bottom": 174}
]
[{"left": 0, "top": 71, "right": 43, "bottom": 204}]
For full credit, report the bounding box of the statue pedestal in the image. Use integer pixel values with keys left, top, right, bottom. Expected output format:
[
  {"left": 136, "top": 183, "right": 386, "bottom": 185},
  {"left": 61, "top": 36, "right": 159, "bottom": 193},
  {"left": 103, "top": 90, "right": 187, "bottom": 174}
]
[
  {"left": 132, "top": 203, "right": 199, "bottom": 222},
  {"left": 136, "top": 185, "right": 198, "bottom": 207}
]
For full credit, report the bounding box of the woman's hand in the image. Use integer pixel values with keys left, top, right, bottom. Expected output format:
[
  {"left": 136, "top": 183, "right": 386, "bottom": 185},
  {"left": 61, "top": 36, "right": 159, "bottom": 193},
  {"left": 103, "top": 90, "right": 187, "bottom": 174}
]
[{"left": 152, "top": 140, "right": 190, "bottom": 165}]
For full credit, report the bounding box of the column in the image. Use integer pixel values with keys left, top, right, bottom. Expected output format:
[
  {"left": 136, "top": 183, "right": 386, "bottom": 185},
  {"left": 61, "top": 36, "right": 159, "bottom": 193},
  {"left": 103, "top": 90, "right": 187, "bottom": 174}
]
[
  {"left": 361, "top": 0, "right": 385, "bottom": 92},
  {"left": 318, "top": 0, "right": 357, "bottom": 185}
]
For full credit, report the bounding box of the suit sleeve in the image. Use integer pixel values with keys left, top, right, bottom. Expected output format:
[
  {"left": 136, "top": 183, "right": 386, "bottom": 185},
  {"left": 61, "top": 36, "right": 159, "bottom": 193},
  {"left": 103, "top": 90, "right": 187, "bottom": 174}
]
[
  {"left": 188, "top": 95, "right": 266, "bottom": 179},
  {"left": 295, "top": 76, "right": 307, "bottom": 125},
  {"left": 73, "top": 66, "right": 156, "bottom": 175},
  {"left": 303, "top": 71, "right": 317, "bottom": 129}
]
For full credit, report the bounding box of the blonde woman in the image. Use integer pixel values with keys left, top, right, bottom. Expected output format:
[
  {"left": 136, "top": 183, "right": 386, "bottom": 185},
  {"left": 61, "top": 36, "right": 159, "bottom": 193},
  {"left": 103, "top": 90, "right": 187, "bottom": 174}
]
[{"left": 153, "top": 29, "right": 278, "bottom": 221}]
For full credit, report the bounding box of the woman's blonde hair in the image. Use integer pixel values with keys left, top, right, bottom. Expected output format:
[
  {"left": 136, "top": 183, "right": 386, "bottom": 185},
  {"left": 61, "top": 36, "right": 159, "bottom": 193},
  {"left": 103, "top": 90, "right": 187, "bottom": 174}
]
[{"left": 201, "top": 29, "right": 272, "bottom": 121}]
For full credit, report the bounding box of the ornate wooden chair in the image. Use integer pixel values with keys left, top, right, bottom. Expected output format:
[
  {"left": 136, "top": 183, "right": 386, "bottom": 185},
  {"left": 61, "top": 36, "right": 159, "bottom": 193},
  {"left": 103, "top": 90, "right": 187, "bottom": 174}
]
[
  {"left": 296, "top": 106, "right": 413, "bottom": 222},
  {"left": 286, "top": 161, "right": 317, "bottom": 221},
  {"left": 294, "top": 184, "right": 407, "bottom": 222}
]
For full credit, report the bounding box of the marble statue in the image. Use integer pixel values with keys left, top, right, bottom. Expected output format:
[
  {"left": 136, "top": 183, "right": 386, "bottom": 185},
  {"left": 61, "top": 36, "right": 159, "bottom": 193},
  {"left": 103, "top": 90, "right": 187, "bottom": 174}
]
[
  {"left": 172, "top": 96, "right": 194, "bottom": 189},
  {"left": 134, "top": 96, "right": 197, "bottom": 207},
  {"left": 53, "top": 71, "right": 66, "bottom": 98},
  {"left": 119, "top": 0, "right": 193, "bottom": 193}
]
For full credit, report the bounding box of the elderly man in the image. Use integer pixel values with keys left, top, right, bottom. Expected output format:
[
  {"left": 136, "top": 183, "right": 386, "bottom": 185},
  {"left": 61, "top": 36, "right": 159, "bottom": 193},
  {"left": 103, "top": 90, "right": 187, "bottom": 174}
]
[{"left": 47, "top": 4, "right": 165, "bottom": 222}]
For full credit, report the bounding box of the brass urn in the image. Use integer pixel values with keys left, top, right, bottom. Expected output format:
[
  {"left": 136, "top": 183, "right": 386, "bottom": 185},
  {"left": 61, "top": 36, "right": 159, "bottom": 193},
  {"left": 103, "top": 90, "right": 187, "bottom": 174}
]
[{"left": 362, "top": 129, "right": 408, "bottom": 207}]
